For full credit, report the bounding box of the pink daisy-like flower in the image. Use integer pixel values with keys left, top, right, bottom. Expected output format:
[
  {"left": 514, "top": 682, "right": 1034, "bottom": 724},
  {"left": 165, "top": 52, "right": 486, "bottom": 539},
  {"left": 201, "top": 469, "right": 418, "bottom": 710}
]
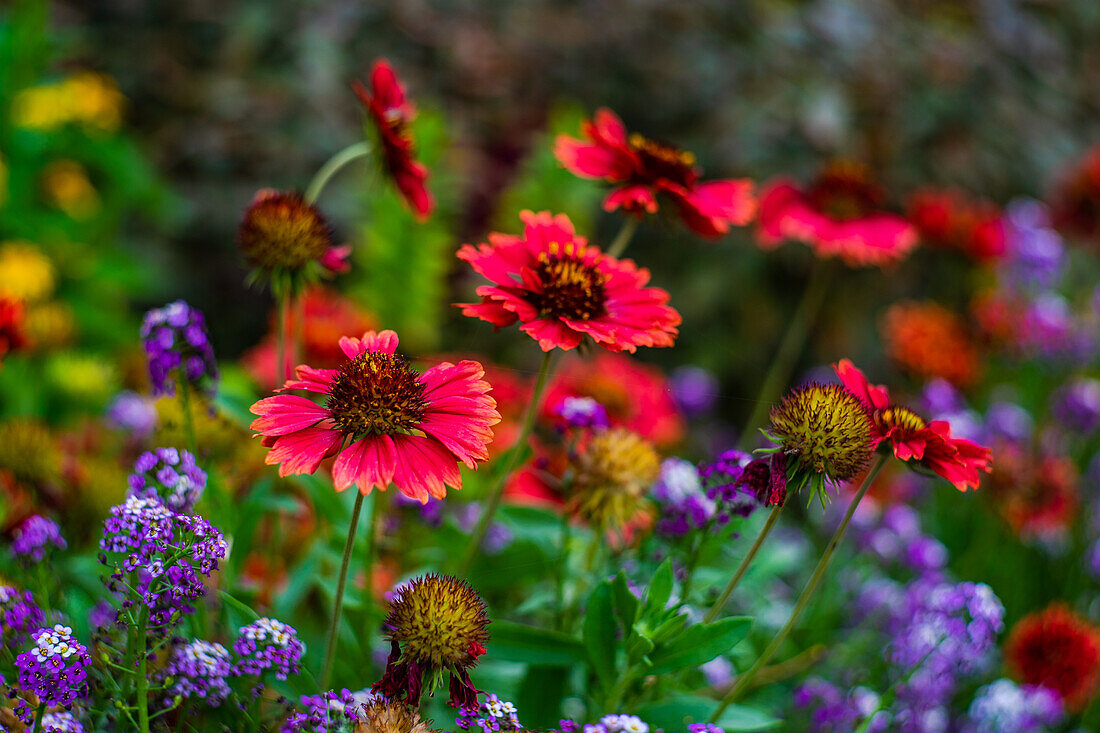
[
  {"left": 250, "top": 330, "right": 500, "bottom": 503},
  {"left": 758, "top": 162, "right": 918, "bottom": 267},
  {"left": 554, "top": 108, "right": 756, "bottom": 239},
  {"left": 456, "top": 210, "right": 681, "bottom": 352}
]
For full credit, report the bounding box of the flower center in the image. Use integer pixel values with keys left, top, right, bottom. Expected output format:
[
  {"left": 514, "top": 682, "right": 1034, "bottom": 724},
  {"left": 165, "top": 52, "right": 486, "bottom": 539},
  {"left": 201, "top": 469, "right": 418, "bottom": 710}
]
[
  {"left": 238, "top": 192, "right": 332, "bottom": 270},
  {"left": 768, "top": 383, "right": 874, "bottom": 482},
  {"left": 628, "top": 133, "right": 698, "bottom": 188},
  {"left": 326, "top": 352, "right": 427, "bottom": 438},
  {"left": 387, "top": 574, "right": 489, "bottom": 669},
  {"left": 529, "top": 245, "right": 608, "bottom": 321},
  {"left": 876, "top": 406, "right": 927, "bottom": 435},
  {"left": 806, "top": 162, "right": 884, "bottom": 221}
]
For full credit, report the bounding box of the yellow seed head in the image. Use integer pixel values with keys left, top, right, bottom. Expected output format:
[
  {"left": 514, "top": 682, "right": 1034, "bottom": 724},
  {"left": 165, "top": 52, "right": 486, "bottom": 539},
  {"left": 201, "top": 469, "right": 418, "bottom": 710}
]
[
  {"left": 570, "top": 428, "right": 659, "bottom": 531},
  {"left": 385, "top": 574, "right": 490, "bottom": 671},
  {"left": 768, "top": 383, "right": 873, "bottom": 483}
]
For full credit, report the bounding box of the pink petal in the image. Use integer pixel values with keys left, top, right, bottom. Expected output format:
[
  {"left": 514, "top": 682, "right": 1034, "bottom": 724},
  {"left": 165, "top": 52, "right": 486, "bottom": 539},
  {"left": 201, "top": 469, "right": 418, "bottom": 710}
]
[
  {"left": 265, "top": 424, "right": 343, "bottom": 477},
  {"left": 339, "top": 329, "right": 400, "bottom": 359},
  {"left": 332, "top": 435, "right": 397, "bottom": 495},
  {"left": 250, "top": 395, "right": 330, "bottom": 436},
  {"left": 390, "top": 434, "right": 462, "bottom": 503}
]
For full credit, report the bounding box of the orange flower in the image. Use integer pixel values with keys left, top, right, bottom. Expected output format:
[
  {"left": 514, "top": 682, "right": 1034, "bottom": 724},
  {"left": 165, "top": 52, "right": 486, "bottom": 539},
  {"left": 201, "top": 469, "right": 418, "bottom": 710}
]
[
  {"left": 881, "top": 301, "right": 981, "bottom": 387},
  {"left": 907, "top": 188, "right": 1005, "bottom": 261}
]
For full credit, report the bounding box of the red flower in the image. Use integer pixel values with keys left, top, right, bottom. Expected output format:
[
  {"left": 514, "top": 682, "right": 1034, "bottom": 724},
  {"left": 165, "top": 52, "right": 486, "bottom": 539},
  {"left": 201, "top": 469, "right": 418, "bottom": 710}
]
[
  {"left": 250, "top": 330, "right": 499, "bottom": 503},
  {"left": 353, "top": 59, "right": 434, "bottom": 220},
  {"left": 1006, "top": 603, "right": 1100, "bottom": 710},
  {"left": 833, "top": 359, "right": 992, "bottom": 491},
  {"left": 1050, "top": 145, "right": 1100, "bottom": 243},
  {"left": 0, "top": 297, "right": 27, "bottom": 367},
  {"left": 907, "top": 188, "right": 1006, "bottom": 261},
  {"left": 456, "top": 210, "right": 680, "bottom": 352},
  {"left": 554, "top": 108, "right": 755, "bottom": 239},
  {"left": 988, "top": 445, "right": 1078, "bottom": 542},
  {"left": 758, "top": 162, "right": 918, "bottom": 267}
]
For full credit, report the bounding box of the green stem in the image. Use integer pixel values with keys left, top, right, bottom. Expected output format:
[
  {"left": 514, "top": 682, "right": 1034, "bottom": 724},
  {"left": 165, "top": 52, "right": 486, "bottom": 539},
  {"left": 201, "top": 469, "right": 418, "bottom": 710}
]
[
  {"left": 738, "top": 259, "right": 831, "bottom": 449},
  {"left": 177, "top": 374, "right": 197, "bottom": 456},
  {"left": 605, "top": 217, "right": 640, "bottom": 258},
  {"left": 276, "top": 293, "right": 290, "bottom": 383},
  {"left": 457, "top": 351, "right": 556, "bottom": 575},
  {"left": 704, "top": 502, "right": 785, "bottom": 623},
  {"left": 321, "top": 490, "right": 366, "bottom": 687},
  {"left": 361, "top": 490, "right": 382, "bottom": 668},
  {"left": 305, "top": 141, "right": 372, "bottom": 205},
  {"left": 136, "top": 607, "right": 151, "bottom": 733},
  {"left": 31, "top": 702, "right": 46, "bottom": 733},
  {"left": 555, "top": 512, "right": 572, "bottom": 629},
  {"left": 292, "top": 290, "right": 305, "bottom": 371},
  {"left": 710, "top": 454, "right": 888, "bottom": 719}
]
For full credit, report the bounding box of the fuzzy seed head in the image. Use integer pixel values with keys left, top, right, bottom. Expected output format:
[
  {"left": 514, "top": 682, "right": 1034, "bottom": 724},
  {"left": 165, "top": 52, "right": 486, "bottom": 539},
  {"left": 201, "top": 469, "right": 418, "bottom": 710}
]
[
  {"left": 385, "top": 574, "right": 489, "bottom": 672},
  {"left": 768, "top": 383, "right": 874, "bottom": 483},
  {"left": 570, "top": 428, "right": 660, "bottom": 530},
  {"left": 238, "top": 190, "right": 333, "bottom": 271},
  {"left": 357, "top": 698, "right": 440, "bottom": 733}
]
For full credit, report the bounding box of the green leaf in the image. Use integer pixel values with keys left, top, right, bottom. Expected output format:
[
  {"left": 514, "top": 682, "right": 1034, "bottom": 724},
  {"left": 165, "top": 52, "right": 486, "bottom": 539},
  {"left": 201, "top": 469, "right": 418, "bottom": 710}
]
[
  {"left": 636, "top": 695, "right": 779, "bottom": 732},
  {"left": 649, "top": 612, "right": 689, "bottom": 646},
  {"left": 642, "top": 559, "right": 674, "bottom": 616},
  {"left": 582, "top": 582, "right": 618, "bottom": 690},
  {"left": 649, "top": 616, "right": 753, "bottom": 674},
  {"left": 611, "top": 572, "right": 638, "bottom": 627},
  {"left": 219, "top": 590, "right": 260, "bottom": 622},
  {"left": 717, "top": 704, "right": 782, "bottom": 731},
  {"left": 516, "top": 665, "right": 568, "bottom": 729},
  {"left": 485, "top": 621, "right": 585, "bottom": 667}
]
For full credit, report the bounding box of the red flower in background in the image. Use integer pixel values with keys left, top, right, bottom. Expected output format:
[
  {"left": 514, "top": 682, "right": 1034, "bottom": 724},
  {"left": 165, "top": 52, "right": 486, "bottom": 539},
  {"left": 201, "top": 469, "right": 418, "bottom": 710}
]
[
  {"left": 881, "top": 301, "right": 982, "bottom": 387},
  {"left": 554, "top": 108, "right": 756, "bottom": 239},
  {"left": 0, "top": 297, "right": 27, "bottom": 367},
  {"left": 353, "top": 59, "right": 434, "bottom": 220},
  {"left": 758, "top": 162, "right": 917, "bottom": 267},
  {"left": 834, "top": 359, "right": 992, "bottom": 491},
  {"left": 1050, "top": 145, "right": 1100, "bottom": 243},
  {"left": 457, "top": 211, "right": 680, "bottom": 352},
  {"left": 543, "top": 352, "right": 685, "bottom": 448},
  {"left": 988, "top": 445, "right": 1078, "bottom": 542},
  {"left": 907, "top": 188, "right": 1006, "bottom": 261},
  {"left": 1006, "top": 603, "right": 1100, "bottom": 710}
]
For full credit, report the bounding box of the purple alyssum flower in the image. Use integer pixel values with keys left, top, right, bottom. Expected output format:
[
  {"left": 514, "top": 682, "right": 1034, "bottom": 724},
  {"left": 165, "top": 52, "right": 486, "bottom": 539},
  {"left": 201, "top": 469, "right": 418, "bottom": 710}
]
[
  {"left": 105, "top": 390, "right": 157, "bottom": 437},
  {"left": 984, "top": 401, "right": 1034, "bottom": 445},
  {"left": 456, "top": 693, "right": 522, "bottom": 732},
  {"left": 963, "top": 679, "right": 1064, "bottom": 733},
  {"left": 13, "top": 625, "right": 91, "bottom": 719},
  {"left": 127, "top": 447, "right": 207, "bottom": 513},
  {"left": 234, "top": 617, "right": 305, "bottom": 680},
  {"left": 1003, "top": 198, "right": 1065, "bottom": 294},
  {"left": 583, "top": 714, "right": 650, "bottom": 733},
  {"left": 281, "top": 689, "right": 364, "bottom": 733},
  {"left": 698, "top": 448, "right": 767, "bottom": 516},
  {"left": 141, "top": 300, "right": 218, "bottom": 397},
  {"left": 38, "top": 711, "right": 86, "bottom": 733},
  {"left": 552, "top": 396, "right": 610, "bottom": 431},
  {"left": 162, "top": 639, "right": 233, "bottom": 706},
  {"left": 794, "top": 678, "right": 886, "bottom": 732},
  {"left": 0, "top": 586, "right": 45, "bottom": 649},
  {"left": 652, "top": 457, "right": 720, "bottom": 537},
  {"left": 1052, "top": 378, "right": 1100, "bottom": 435},
  {"left": 11, "top": 514, "right": 66, "bottom": 563}
]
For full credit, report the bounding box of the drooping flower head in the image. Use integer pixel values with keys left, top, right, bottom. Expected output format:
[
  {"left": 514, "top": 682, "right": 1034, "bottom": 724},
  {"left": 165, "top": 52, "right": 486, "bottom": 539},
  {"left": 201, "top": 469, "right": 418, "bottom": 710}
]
[
  {"left": 234, "top": 617, "right": 305, "bottom": 680},
  {"left": 13, "top": 625, "right": 91, "bottom": 713},
  {"left": 834, "top": 360, "right": 992, "bottom": 491},
  {"left": 141, "top": 300, "right": 218, "bottom": 397},
  {"left": 906, "top": 188, "right": 1006, "bottom": 261},
  {"left": 881, "top": 301, "right": 981, "bottom": 387},
  {"left": 238, "top": 189, "right": 349, "bottom": 296},
  {"left": 0, "top": 586, "right": 44, "bottom": 649},
  {"left": 554, "top": 108, "right": 756, "bottom": 239},
  {"left": 374, "top": 573, "right": 490, "bottom": 709},
  {"left": 458, "top": 211, "right": 680, "bottom": 352},
  {"left": 353, "top": 59, "right": 434, "bottom": 220},
  {"left": 162, "top": 639, "right": 233, "bottom": 706},
  {"left": 127, "top": 447, "right": 207, "bottom": 513},
  {"left": 250, "top": 330, "right": 500, "bottom": 504},
  {"left": 757, "top": 162, "right": 918, "bottom": 267},
  {"left": 762, "top": 382, "right": 876, "bottom": 507},
  {"left": 569, "top": 428, "right": 660, "bottom": 535},
  {"left": 10, "top": 514, "right": 66, "bottom": 563},
  {"left": 1005, "top": 603, "right": 1100, "bottom": 710}
]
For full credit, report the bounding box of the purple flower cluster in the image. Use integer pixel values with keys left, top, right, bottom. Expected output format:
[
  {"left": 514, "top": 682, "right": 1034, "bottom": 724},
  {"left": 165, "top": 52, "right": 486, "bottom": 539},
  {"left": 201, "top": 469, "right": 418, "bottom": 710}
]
[
  {"left": 13, "top": 625, "right": 91, "bottom": 714},
  {"left": 105, "top": 390, "right": 157, "bottom": 437},
  {"left": 794, "top": 678, "right": 886, "bottom": 732},
  {"left": 162, "top": 639, "right": 233, "bottom": 706},
  {"left": 580, "top": 714, "right": 650, "bottom": 733},
  {"left": 11, "top": 514, "right": 66, "bottom": 563},
  {"left": 233, "top": 617, "right": 304, "bottom": 680},
  {"left": 1003, "top": 199, "right": 1065, "bottom": 294},
  {"left": 456, "top": 693, "right": 522, "bottom": 732},
  {"left": 281, "top": 689, "right": 363, "bottom": 733},
  {"left": 1051, "top": 378, "right": 1100, "bottom": 435},
  {"left": 919, "top": 379, "right": 982, "bottom": 442},
  {"left": 0, "top": 586, "right": 44, "bottom": 648},
  {"left": 962, "top": 679, "right": 1064, "bottom": 733},
  {"left": 38, "top": 711, "right": 86, "bottom": 733},
  {"left": 984, "top": 401, "right": 1034, "bottom": 445},
  {"left": 698, "top": 449, "right": 758, "bottom": 517},
  {"left": 141, "top": 300, "right": 218, "bottom": 397},
  {"left": 669, "top": 365, "right": 719, "bottom": 417},
  {"left": 651, "top": 458, "right": 719, "bottom": 537},
  {"left": 128, "top": 447, "right": 207, "bottom": 513},
  {"left": 99, "top": 496, "right": 227, "bottom": 628},
  {"left": 552, "top": 395, "right": 610, "bottom": 431},
  {"left": 853, "top": 505, "right": 947, "bottom": 575}
]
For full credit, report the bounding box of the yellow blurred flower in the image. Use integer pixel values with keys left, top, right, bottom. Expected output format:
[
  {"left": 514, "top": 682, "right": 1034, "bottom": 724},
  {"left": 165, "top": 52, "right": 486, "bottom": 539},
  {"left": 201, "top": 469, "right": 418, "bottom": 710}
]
[
  {"left": 24, "top": 302, "right": 76, "bottom": 349},
  {"left": 41, "top": 160, "right": 100, "bottom": 218},
  {"left": 0, "top": 417, "right": 61, "bottom": 485},
  {"left": 46, "top": 353, "right": 118, "bottom": 403},
  {"left": 0, "top": 241, "right": 56, "bottom": 302},
  {"left": 11, "top": 72, "right": 124, "bottom": 132}
]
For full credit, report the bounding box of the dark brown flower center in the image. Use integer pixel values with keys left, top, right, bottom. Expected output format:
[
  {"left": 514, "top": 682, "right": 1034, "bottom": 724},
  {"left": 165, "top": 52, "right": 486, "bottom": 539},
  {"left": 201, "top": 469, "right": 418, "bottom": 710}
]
[
  {"left": 876, "top": 406, "right": 927, "bottom": 435},
  {"left": 628, "top": 133, "right": 698, "bottom": 188},
  {"left": 327, "top": 352, "right": 427, "bottom": 437},
  {"left": 806, "top": 162, "right": 884, "bottom": 221},
  {"left": 238, "top": 192, "right": 332, "bottom": 271},
  {"left": 528, "top": 246, "right": 608, "bottom": 321}
]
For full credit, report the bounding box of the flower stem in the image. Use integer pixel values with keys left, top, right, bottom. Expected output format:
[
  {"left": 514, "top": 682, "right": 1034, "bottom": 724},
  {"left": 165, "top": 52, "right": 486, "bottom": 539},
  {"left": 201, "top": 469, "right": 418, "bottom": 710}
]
[
  {"left": 606, "top": 217, "right": 640, "bottom": 258},
  {"left": 305, "top": 141, "right": 372, "bottom": 205},
  {"left": 292, "top": 290, "right": 305, "bottom": 371},
  {"left": 276, "top": 293, "right": 290, "bottom": 382},
  {"left": 738, "top": 259, "right": 831, "bottom": 449},
  {"left": 361, "top": 490, "right": 382, "bottom": 668},
  {"left": 136, "top": 607, "right": 151, "bottom": 733},
  {"left": 321, "top": 490, "right": 366, "bottom": 688},
  {"left": 32, "top": 702, "right": 45, "bottom": 733},
  {"left": 457, "top": 351, "right": 555, "bottom": 576},
  {"left": 177, "top": 374, "right": 197, "bottom": 456},
  {"left": 704, "top": 502, "right": 785, "bottom": 623},
  {"left": 710, "top": 454, "right": 888, "bottom": 719}
]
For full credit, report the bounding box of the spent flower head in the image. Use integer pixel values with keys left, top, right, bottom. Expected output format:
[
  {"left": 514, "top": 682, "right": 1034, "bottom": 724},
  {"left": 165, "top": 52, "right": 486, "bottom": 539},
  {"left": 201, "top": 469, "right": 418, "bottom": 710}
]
[{"left": 570, "top": 428, "right": 660, "bottom": 534}]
